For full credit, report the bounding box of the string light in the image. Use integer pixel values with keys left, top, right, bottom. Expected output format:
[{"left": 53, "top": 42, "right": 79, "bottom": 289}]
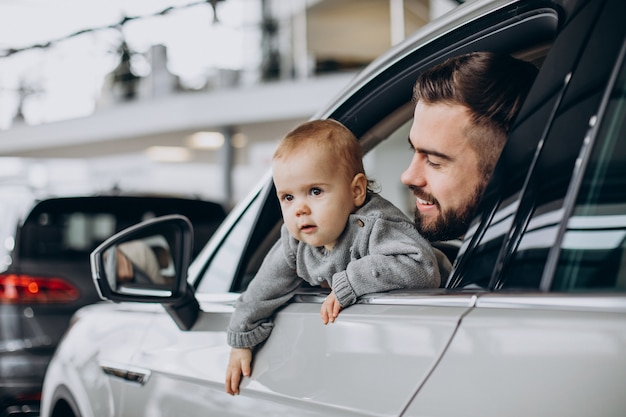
[{"left": 0, "top": 0, "right": 224, "bottom": 59}]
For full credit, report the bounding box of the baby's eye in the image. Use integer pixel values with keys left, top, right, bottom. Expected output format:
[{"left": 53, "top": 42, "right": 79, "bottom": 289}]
[
  {"left": 281, "top": 194, "right": 294, "bottom": 202},
  {"left": 310, "top": 187, "right": 323, "bottom": 196}
]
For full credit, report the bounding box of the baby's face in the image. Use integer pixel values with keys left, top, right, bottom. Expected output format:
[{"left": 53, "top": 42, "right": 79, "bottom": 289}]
[{"left": 273, "top": 149, "right": 357, "bottom": 250}]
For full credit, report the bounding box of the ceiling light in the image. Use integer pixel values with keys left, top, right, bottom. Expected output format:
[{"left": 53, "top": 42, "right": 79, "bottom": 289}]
[
  {"left": 186, "top": 131, "right": 224, "bottom": 150},
  {"left": 232, "top": 133, "right": 248, "bottom": 149},
  {"left": 145, "top": 146, "right": 191, "bottom": 162}
]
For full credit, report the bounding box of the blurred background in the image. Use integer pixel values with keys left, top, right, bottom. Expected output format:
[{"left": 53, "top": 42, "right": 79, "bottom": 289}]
[{"left": 0, "top": 0, "right": 460, "bottom": 209}]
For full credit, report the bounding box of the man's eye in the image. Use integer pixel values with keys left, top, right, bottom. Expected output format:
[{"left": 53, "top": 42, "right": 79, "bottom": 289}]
[
  {"left": 310, "top": 188, "right": 322, "bottom": 196},
  {"left": 426, "top": 159, "right": 441, "bottom": 169}
]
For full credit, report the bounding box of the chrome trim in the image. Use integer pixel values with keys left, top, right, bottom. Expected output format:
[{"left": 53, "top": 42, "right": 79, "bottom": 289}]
[
  {"left": 294, "top": 289, "right": 479, "bottom": 308},
  {"left": 196, "top": 292, "right": 240, "bottom": 304},
  {"left": 363, "top": 293, "right": 479, "bottom": 308},
  {"left": 196, "top": 292, "right": 238, "bottom": 313},
  {"left": 100, "top": 361, "right": 151, "bottom": 385},
  {"left": 116, "top": 287, "right": 172, "bottom": 297},
  {"left": 476, "top": 294, "right": 626, "bottom": 313}
]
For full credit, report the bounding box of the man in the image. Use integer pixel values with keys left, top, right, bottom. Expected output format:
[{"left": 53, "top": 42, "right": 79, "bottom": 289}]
[{"left": 402, "top": 51, "right": 538, "bottom": 243}]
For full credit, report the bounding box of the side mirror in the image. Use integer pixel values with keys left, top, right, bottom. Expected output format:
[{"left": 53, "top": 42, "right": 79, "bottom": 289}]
[{"left": 91, "top": 215, "right": 199, "bottom": 330}]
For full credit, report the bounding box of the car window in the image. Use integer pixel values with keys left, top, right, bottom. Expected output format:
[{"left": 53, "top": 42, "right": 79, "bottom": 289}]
[
  {"left": 194, "top": 180, "right": 284, "bottom": 294},
  {"left": 550, "top": 52, "right": 626, "bottom": 291},
  {"left": 451, "top": 0, "right": 620, "bottom": 291},
  {"left": 363, "top": 118, "right": 413, "bottom": 219},
  {"left": 20, "top": 211, "right": 118, "bottom": 260},
  {"left": 195, "top": 190, "right": 265, "bottom": 293},
  {"left": 17, "top": 197, "right": 225, "bottom": 262},
  {"left": 193, "top": 2, "right": 561, "bottom": 296}
]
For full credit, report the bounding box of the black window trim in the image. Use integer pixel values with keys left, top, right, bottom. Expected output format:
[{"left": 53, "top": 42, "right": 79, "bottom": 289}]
[
  {"left": 451, "top": 0, "right": 611, "bottom": 292},
  {"left": 538, "top": 39, "right": 626, "bottom": 292}
]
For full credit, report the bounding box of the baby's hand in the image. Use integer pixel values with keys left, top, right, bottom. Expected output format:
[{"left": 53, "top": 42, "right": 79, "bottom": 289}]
[
  {"left": 225, "top": 347, "right": 252, "bottom": 395},
  {"left": 321, "top": 291, "right": 342, "bottom": 324}
]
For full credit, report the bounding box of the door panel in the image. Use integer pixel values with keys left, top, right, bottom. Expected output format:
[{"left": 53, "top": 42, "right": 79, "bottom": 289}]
[
  {"left": 47, "top": 304, "right": 159, "bottom": 417},
  {"left": 404, "top": 296, "right": 626, "bottom": 417},
  {"left": 117, "top": 294, "right": 471, "bottom": 417}
]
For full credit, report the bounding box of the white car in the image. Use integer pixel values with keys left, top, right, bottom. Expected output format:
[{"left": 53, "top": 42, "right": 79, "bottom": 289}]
[{"left": 41, "top": 0, "right": 626, "bottom": 416}]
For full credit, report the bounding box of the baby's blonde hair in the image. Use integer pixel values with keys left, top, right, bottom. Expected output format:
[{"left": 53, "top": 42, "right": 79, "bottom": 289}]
[{"left": 273, "top": 119, "right": 365, "bottom": 183}]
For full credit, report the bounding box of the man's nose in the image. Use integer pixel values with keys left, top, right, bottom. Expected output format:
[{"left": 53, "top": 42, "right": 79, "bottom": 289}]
[{"left": 401, "top": 158, "right": 426, "bottom": 187}]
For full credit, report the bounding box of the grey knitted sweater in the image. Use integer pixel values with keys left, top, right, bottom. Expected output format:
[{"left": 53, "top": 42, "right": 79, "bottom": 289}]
[{"left": 227, "top": 193, "right": 445, "bottom": 349}]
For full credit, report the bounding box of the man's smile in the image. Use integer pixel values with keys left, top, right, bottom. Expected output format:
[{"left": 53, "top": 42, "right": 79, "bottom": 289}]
[{"left": 416, "top": 197, "right": 434, "bottom": 205}]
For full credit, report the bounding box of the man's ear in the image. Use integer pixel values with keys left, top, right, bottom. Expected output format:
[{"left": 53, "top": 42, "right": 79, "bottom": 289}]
[{"left": 351, "top": 173, "right": 367, "bottom": 207}]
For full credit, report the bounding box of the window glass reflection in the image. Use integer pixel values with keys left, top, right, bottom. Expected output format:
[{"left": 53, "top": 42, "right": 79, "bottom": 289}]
[
  {"left": 103, "top": 235, "right": 175, "bottom": 295},
  {"left": 552, "top": 58, "right": 626, "bottom": 291}
]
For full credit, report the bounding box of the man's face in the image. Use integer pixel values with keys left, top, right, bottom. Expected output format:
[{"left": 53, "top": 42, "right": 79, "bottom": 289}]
[{"left": 401, "top": 101, "right": 487, "bottom": 242}]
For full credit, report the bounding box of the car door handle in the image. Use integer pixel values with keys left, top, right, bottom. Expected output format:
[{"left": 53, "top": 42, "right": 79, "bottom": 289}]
[{"left": 99, "top": 361, "right": 151, "bottom": 385}]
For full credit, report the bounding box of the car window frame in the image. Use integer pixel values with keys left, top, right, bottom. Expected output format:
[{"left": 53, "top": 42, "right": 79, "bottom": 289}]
[
  {"left": 491, "top": 0, "right": 626, "bottom": 292},
  {"left": 193, "top": 1, "right": 562, "bottom": 297},
  {"left": 450, "top": 0, "right": 619, "bottom": 291},
  {"left": 540, "top": 38, "right": 626, "bottom": 292}
]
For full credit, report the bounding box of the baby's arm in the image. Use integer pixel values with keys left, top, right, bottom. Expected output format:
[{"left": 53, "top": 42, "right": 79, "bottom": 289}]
[
  {"left": 225, "top": 233, "right": 301, "bottom": 394},
  {"left": 226, "top": 348, "right": 252, "bottom": 395},
  {"left": 331, "top": 217, "right": 440, "bottom": 310},
  {"left": 320, "top": 290, "right": 341, "bottom": 324}
]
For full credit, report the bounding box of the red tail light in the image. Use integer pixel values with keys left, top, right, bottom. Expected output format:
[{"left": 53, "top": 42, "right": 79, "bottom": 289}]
[
  {"left": 16, "top": 391, "right": 42, "bottom": 402},
  {"left": 0, "top": 274, "right": 80, "bottom": 304}
]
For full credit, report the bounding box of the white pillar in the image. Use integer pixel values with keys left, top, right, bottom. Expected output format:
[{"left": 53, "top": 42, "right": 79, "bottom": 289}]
[
  {"left": 390, "top": 0, "right": 405, "bottom": 46},
  {"left": 430, "top": 0, "right": 457, "bottom": 20},
  {"left": 292, "top": 0, "right": 309, "bottom": 78}
]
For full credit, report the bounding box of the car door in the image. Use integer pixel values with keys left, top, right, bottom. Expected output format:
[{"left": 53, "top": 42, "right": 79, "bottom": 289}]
[
  {"left": 106, "top": 1, "right": 568, "bottom": 416},
  {"left": 110, "top": 182, "right": 472, "bottom": 416},
  {"left": 405, "top": 0, "right": 626, "bottom": 415}
]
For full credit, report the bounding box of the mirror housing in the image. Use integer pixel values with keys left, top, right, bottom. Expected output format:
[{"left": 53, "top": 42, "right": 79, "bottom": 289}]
[{"left": 90, "top": 214, "right": 199, "bottom": 330}]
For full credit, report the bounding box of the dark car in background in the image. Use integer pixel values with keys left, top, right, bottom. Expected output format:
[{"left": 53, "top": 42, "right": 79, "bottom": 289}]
[{"left": 0, "top": 195, "right": 226, "bottom": 416}]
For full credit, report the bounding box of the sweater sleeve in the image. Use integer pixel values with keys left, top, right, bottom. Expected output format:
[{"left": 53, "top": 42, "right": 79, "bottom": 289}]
[
  {"left": 332, "top": 217, "right": 440, "bottom": 307},
  {"left": 227, "top": 234, "right": 302, "bottom": 348}
]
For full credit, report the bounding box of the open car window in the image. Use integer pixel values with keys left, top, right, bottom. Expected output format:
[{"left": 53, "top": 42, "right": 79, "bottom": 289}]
[{"left": 194, "top": 2, "right": 559, "bottom": 296}]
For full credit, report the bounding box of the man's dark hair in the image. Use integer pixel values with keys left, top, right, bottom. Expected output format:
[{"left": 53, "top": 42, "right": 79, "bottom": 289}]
[{"left": 413, "top": 51, "right": 538, "bottom": 181}]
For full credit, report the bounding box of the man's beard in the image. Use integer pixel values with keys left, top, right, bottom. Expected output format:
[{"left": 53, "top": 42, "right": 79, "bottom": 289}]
[{"left": 412, "top": 183, "right": 485, "bottom": 242}]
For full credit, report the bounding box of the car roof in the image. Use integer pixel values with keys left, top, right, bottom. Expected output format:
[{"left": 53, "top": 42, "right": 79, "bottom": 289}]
[{"left": 22, "top": 194, "right": 226, "bottom": 224}]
